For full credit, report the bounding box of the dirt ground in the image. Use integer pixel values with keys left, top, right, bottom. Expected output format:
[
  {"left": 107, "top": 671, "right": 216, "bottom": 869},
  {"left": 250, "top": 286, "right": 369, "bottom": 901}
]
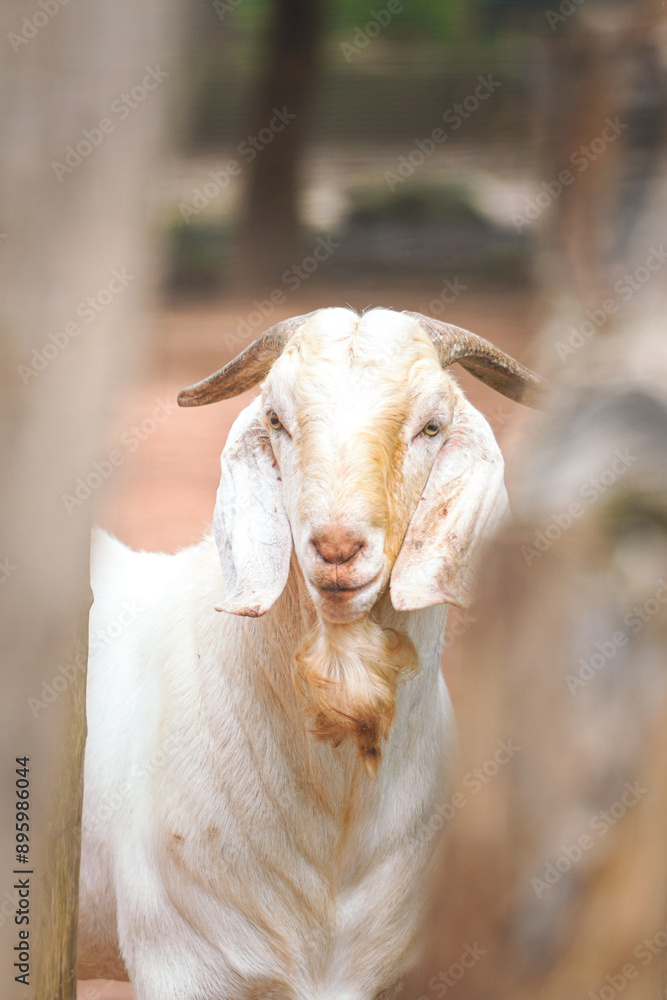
[{"left": 78, "top": 284, "right": 542, "bottom": 1000}]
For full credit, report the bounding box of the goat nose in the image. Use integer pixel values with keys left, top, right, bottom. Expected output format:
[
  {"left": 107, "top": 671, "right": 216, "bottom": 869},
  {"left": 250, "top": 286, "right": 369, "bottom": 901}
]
[{"left": 312, "top": 527, "right": 364, "bottom": 565}]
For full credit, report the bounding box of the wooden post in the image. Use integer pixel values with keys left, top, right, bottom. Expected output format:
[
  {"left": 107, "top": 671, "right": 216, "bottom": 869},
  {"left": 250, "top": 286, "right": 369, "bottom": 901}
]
[{"left": 0, "top": 0, "right": 173, "bottom": 995}]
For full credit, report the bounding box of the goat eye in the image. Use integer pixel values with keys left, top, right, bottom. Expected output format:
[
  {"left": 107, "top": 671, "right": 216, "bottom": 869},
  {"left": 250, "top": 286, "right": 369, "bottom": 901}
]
[
  {"left": 268, "top": 412, "right": 283, "bottom": 431},
  {"left": 422, "top": 421, "right": 440, "bottom": 437}
]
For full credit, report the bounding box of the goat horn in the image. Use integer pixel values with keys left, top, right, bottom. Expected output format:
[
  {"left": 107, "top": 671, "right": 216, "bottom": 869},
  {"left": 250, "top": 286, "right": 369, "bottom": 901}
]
[
  {"left": 177, "top": 312, "right": 316, "bottom": 406},
  {"left": 404, "top": 311, "right": 547, "bottom": 407}
]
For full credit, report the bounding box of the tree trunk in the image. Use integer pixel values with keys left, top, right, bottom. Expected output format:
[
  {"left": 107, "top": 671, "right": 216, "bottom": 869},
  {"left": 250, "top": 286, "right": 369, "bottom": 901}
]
[{"left": 231, "top": 0, "right": 327, "bottom": 289}]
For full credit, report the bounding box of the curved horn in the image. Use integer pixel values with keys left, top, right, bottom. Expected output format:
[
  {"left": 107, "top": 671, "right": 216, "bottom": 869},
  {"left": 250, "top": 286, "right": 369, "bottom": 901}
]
[
  {"left": 404, "top": 311, "right": 547, "bottom": 407},
  {"left": 178, "top": 312, "right": 315, "bottom": 407}
]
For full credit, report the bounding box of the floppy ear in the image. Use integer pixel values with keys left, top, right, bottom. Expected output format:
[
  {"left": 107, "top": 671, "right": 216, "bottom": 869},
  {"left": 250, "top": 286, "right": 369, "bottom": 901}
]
[
  {"left": 390, "top": 393, "right": 509, "bottom": 612},
  {"left": 213, "top": 398, "right": 292, "bottom": 617}
]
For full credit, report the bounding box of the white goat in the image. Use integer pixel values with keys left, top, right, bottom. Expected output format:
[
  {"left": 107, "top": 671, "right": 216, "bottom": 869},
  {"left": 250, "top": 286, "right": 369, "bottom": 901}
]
[{"left": 77, "top": 307, "right": 543, "bottom": 1000}]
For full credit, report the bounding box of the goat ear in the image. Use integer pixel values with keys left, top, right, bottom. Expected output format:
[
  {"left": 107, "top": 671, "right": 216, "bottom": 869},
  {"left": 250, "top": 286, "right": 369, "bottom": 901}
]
[
  {"left": 213, "top": 398, "right": 292, "bottom": 617},
  {"left": 390, "top": 394, "right": 509, "bottom": 611}
]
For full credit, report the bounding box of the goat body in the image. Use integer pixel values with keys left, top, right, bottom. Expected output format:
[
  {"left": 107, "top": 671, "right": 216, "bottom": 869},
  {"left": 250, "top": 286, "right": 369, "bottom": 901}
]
[
  {"left": 78, "top": 530, "right": 453, "bottom": 1000},
  {"left": 78, "top": 308, "right": 542, "bottom": 1000}
]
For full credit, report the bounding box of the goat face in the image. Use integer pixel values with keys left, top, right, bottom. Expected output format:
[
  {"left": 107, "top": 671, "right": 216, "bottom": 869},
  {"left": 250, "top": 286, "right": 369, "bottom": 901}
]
[
  {"left": 261, "top": 308, "right": 457, "bottom": 624},
  {"left": 179, "top": 306, "right": 544, "bottom": 767}
]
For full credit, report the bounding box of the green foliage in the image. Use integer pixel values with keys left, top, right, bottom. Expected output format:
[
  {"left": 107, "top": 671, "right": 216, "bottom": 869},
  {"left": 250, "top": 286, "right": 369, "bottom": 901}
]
[
  {"left": 231, "top": 0, "right": 472, "bottom": 45},
  {"left": 166, "top": 217, "right": 235, "bottom": 288},
  {"left": 329, "top": 0, "right": 470, "bottom": 41},
  {"left": 347, "top": 178, "right": 489, "bottom": 228}
]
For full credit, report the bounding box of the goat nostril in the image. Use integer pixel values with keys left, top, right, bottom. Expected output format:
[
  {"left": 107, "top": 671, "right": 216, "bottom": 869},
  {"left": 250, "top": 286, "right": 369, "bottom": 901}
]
[{"left": 313, "top": 536, "right": 364, "bottom": 565}]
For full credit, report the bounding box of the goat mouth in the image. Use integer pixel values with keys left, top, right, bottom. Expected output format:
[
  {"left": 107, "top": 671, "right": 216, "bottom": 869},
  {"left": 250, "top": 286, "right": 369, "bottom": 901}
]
[
  {"left": 318, "top": 582, "right": 364, "bottom": 594},
  {"left": 315, "top": 573, "right": 381, "bottom": 600}
]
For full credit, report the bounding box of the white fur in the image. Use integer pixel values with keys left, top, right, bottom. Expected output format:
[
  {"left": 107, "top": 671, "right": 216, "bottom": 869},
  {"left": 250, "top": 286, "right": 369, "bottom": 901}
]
[{"left": 78, "top": 308, "right": 509, "bottom": 1000}]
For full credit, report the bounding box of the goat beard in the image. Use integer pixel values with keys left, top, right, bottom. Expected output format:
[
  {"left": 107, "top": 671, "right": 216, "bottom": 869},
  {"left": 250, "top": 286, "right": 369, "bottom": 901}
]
[{"left": 293, "top": 615, "right": 418, "bottom": 777}]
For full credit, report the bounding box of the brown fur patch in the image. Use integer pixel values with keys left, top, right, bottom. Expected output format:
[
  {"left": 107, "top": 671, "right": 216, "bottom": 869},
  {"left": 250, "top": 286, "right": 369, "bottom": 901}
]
[{"left": 293, "top": 618, "right": 418, "bottom": 776}]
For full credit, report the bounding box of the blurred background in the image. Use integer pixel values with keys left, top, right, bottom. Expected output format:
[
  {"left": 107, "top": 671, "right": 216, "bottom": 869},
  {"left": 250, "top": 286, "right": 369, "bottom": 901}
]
[
  {"left": 2, "top": 0, "right": 667, "bottom": 998},
  {"left": 99, "top": 0, "right": 550, "bottom": 555}
]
